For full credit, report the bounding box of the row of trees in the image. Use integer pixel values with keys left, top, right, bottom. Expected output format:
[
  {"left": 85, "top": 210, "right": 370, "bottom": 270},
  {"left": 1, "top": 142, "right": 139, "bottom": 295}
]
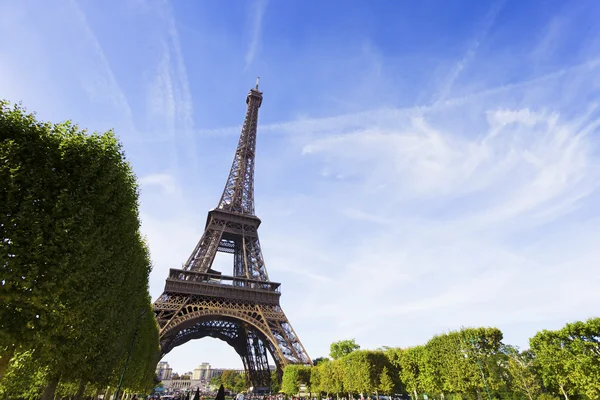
[
  {"left": 208, "top": 369, "right": 282, "bottom": 394},
  {"left": 210, "top": 370, "right": 249, "bottom": 393},
  {"left": 0, "top": 101, "right": 160, "bottom": 399},
  {"left": 281, "top": 318, "right": 600, "bottom": 400}
]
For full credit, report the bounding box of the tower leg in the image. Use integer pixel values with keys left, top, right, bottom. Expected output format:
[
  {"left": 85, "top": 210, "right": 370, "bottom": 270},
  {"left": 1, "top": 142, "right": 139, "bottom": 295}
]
[{"left": 244, "top": 329, "right": 271, "bottom": 388}]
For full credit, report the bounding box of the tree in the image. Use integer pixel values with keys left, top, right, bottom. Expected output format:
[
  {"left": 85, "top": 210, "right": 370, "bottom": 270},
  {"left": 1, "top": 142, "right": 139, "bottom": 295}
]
[
  {"left": 281, "top": 365, "right": 311, "bottom": 396},
  {"left": 233, "top": 373, "right": 247, "bottom": 393},
  {"left": 399, "top": 346, "right": 424, "bottom": 400},
  {"left": 420, "top": 335, "right": 447, "bottom": 398},
  {"left": 221, "top": 371, "right": 239, "bottom": 390},
  {"left": 0, "top": 350, "right": 48, "bottom": 399},
  {"left": 419, "top": 327, "right": 505, "bottom": 399},
  {"left": 330, "top": 339, "right": 360, "bottom": 360},
  {"left": 0, "top": 101, "right": 158, "bottom": 397},
  {"left": 561, "top": 318, "right": 600, "bottom": 399},
  {"left": 340, "top": 350, "right": 394, "bottom": 396},
  {"left": 530, "top": 330, "right": 575, "bottom": 400},
  {"left": 310, "top": 365, "right": 322, "bottom": 395},
  {"left": 458, "top": 327, "right": 506, "bottom": 397},
  {"left": 215, "top": 370, "right": 247, "bottom": 392},
  {"left": 530, "top": 318, "right": 600, "bottom": 400},
  {"left": 503, "top": 346, "right": 541, "bottom": 400},
  {"left": 270, "top": 370, "right": 281, "bottom": 394},
  {"left": 378, "top": 366, "right": 394, "bottom": 395},
  {"left": 211, "top": 375, "right": 222, "bottom": 388},
  {"left": 319, "top": 360, "right": 344, "bottom": 398},
  {"left": 313, "top": 357, "right": 329, "bottom": 366},
  {"left": 281, "top": 365, "right": 301, "bottom": 396}
]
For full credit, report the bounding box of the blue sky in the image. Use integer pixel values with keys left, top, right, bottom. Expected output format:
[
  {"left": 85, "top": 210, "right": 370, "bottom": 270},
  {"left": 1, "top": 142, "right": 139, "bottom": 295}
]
[{"left": 2, "top": 0, "right": 600, "bottom": 373}]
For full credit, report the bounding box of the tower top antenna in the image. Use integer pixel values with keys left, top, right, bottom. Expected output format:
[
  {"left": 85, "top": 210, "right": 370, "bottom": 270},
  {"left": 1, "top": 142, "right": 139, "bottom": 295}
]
[{"left": 255, "top": 76, "right": 260, "bottom": 90}]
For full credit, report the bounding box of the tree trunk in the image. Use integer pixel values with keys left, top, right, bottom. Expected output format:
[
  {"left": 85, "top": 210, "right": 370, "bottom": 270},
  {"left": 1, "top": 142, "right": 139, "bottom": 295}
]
[
  {"left": 413, "top": 390, "right": 417, "bottom": 400},
  {"left": 559, "top": 385, "right": 569, "bottom": 400},
  {"left": 41, "top": 375, "right": 60, "bottom": 400},
  {"left": 75, "top": 380, "right": 87, "bottom": 400},
  {"left": 0, "top": 345, "right": 15, "bottom": 382},
  {"left": 104, "top": 388, "right": 112, "bottom": 400}
]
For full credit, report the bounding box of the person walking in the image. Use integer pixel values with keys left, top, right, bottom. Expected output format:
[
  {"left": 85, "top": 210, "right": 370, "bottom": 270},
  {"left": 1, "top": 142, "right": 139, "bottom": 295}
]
[{"left": 216, "top": 385, "right": 226, "bottom": 400}]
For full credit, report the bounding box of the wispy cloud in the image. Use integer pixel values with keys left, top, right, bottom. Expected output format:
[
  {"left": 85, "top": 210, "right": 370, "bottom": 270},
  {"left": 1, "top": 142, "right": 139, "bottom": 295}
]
[
  {"left": 119, "top": 57, "right": 600, "bottom": 145},
  {"left": 433, "top": 0, "right": 506, "bottom": 104},
  {"left": 5, "top": 0, "right": 600, "bottom": 372},
  {"left": 140, "top": 173, "right": 181, "bottom": 196},
  {"left": 70, "top": 1, "right": 135, "bottom": 126},
  {"left": 244, "top": 0, "right": 267, "bottom": 71},
  {"left": 253, "top": 46, "right": 600, "bottom": 355},
  {"left": 146, "top": 2, "right": 194, "bottom": 133},
  {"left": 142, "top": 0, "right": 197, "bottom": 173}
]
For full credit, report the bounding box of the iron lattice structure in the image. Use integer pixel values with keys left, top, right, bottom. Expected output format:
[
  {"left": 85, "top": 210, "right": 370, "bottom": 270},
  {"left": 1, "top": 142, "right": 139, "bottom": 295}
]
[{"left": 154, "top": 83, "right": 311, "bottom": 389}]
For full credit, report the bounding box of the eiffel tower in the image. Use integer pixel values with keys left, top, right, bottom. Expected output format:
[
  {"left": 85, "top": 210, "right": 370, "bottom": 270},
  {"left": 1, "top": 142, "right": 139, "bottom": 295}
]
[{"left": 153, "top": 80, "right": 311, "bottom": 389}]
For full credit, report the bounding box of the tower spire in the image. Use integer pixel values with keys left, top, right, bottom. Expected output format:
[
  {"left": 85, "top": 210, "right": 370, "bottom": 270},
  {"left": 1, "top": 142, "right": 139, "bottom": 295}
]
[{"left": 217, "top": 84, "right": 263, "bottom": 215}]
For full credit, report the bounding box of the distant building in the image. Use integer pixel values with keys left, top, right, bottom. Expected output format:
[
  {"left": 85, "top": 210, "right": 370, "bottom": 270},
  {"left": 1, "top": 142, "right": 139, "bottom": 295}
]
[
  {"left": 160, "top": 362, "right": 246, "bottom": 394},
  {"left": 192, "top": 363, "right": 212, "bottom": 381},
  {"left": 156, "top": 361, "right": 173, "bottom": 381},
  {"left": 192, "top": 363, "right": 244, "bottom": 383}
]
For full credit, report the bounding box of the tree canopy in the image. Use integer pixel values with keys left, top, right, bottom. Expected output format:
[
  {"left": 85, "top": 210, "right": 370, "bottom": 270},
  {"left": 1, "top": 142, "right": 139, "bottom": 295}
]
[
  {"left": 0, "top": 101, "right": 159, "bottom": 399},
  {"left": 329, "top": 339, "right": 360, "bottom": 360},
  {"left": 281, "top": 319, "right": 599, "bottom": 400},
  {"left": 220, "top": 370, "right": 247, "bottom": 393}
]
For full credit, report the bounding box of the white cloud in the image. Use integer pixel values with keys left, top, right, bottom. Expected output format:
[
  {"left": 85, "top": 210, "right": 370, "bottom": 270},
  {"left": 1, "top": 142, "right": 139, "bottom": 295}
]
[
  {"left": 433, "top": 0, "right": 506, "bottom": 104},
  {"left": 140, "top": 173, "right": 181, "bottom": 196},
  {"left": 244, "top": 0, "right": 267, "bottom": 71},
  {"left": 257, "top": 58, "right": 600, "bottom": 358},
  {"left": 3, "top": 0, "right": 600, "bottom": 373},
  {"left": 69, "top": 1, "right": 135, "bottom": 125}
]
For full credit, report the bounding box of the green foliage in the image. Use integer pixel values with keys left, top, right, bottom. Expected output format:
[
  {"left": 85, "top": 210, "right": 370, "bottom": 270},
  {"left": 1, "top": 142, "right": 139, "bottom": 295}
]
[
  {"left": 313, "top": 357, "right": 329, "bottom": 366},
  {"left": 0, "top": 350, "right": 47, "bottom": 399},
  {"left": 234, "top": 373, "right": 247, "bottom": 393},
  {"left": 281, "top": 365, "right": 301, "bottom": 395},
  {"left": 310, "top": 364, "right": 322, "bottom": 394},
  {"left": 419, "top": 327, "right": 505, "bottom": 398},
  {"left": 378, "top": 366, "right": 394, "bottom": 394},
  {"left": 536, "top": 394, "right": 560, "bottom": 400},
  {"left": 503, "top": 345, "right": 541, "bottom": 400},
  {"left": 530, "top": 317, "right": 600, "bottom": 400},
  {"left": 221, "top": 370, "right": 236, "bottom": 390},
  {"left": 270, "top": 370, "right": 281, "bottom": 393},
  {"left": 211, "top": 375, "right": 223, "bottom": 388},
  {"left": 560, "top": 317, "right": 600, "bottom": 399},
  {"left": 280, "top": 317, "right": 599, "bottom": 399},
  {"left": 330, "top": 339, "right": 360, "bottom": 360},
  {"left": 0, "top": 101, "right": 158, "bottom": 395},
  {"left": 399, "top": 346, "right": 424, "bottom": 399},
  {"left": 340, "top": 350, "right": 398, "bottom": 395},
  {"left": 318, "top": 359, "right": 344, "bottom": 396},
  {"left": 281, "top": 365, "right": 312, "bottom": 395},
  {"left": 220, "top": 370, "right": 247, "bottom": 392}
]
